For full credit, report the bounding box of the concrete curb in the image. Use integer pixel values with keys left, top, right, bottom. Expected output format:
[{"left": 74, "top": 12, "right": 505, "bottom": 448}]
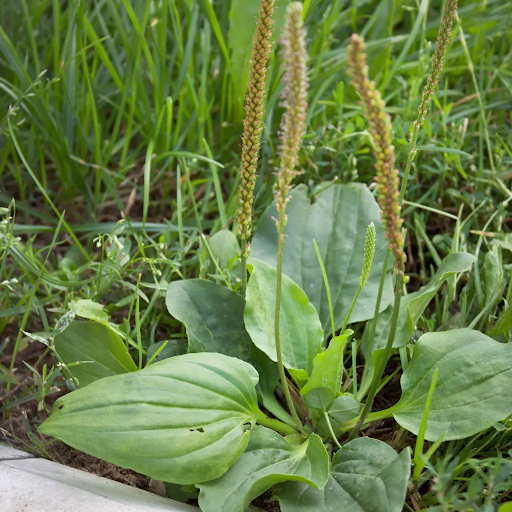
[{"left": 0, "top": 444, "right": 197, "bottom": 512}]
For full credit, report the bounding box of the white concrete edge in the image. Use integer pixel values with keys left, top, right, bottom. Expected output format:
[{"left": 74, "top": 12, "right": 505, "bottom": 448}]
[
  {"left": 0, "top": 444, "right": 197, "bottom": 511},
  {"left": 0, "top": 443, "right": 35, "bottom": 460}
]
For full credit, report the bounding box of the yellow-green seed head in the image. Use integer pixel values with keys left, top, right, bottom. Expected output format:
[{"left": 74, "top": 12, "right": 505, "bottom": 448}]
[
  {"left": 360, "top": 222, "right": 376, "bottom": 288},
  {"left": 237, "top": 0, "right": 276, "bottom": 258},
  {"left": 415, "top": 0, "right": 458, "bottom": 131},
  {"left": 275, "top": 2, "right": 308, "bottom": 220},
  {"left": 347, "top": 34, "right": 406, "bottom": 269}
]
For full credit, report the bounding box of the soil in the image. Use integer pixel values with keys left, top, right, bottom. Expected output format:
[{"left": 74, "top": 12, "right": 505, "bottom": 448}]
[
  {"left": 48, "top": 442, "right": 151, "bottom": 489},
  {"left": 0, "top": 343, "right": 151, "bottom": 490},
  {"left": 1, "top": 412, "right": 150, "bottom": 490},
  {"left": 252, "top": 490, "right": 281, "bottom": 511}
]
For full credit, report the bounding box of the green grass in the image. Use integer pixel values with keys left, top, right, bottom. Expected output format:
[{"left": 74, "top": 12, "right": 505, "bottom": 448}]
[{"left": 1, "top": 0, "right": 511, "bottom": 509}]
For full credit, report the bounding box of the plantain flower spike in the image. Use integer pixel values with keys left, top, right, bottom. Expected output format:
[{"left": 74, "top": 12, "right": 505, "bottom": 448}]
[
  {"left": 237, "top": 0, "right": 276, "bottom": 258},
  {"left": 347, "top": 34, "right": 406, "bottom": 270},
  {"left": 415, "top": 0, "right": 458, "bottom": 130},
  {"left": 276, "top": 2, "right": 308, "bottom": 223},
  {"left": 360, "top": 222, "right": 376, "bottom": 288}
]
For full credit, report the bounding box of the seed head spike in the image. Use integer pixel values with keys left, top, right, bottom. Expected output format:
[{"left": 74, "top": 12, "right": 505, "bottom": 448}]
[
  {"left": 237, "top": 0, "right": 276, "bottom": 258},
  {"left": 347, "top": 34, "right": 406, "bottom": 270},
  {"left": 360, "top": 222, "right": 376, "bottom": 288}
]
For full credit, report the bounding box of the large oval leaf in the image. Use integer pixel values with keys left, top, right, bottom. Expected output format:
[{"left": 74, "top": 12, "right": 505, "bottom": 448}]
[
  {"left": 198, "top": 426, "right": 329, "bottom": 512},
  {"left": 204, "top": 229, "right": 240, "bottom": 277},
  {"left": 251, "top": 183, "right": 393, "bottom": 336},
  {"left": 274, "top": 437, "right": 410, "bottom": 512},
  {"left": 393, "top": 328, "right": 512, "bottom": 441},
  {"left": 166, "top": 279, "right": 253, "bottom": 361},
  {"left": 166, "top": 278, "right": 292, "bottom": 424},
  {"left": 244, "top": 259, "right": 323, "bottom": 374},
  {"left": 362, "top": 252, "right": 476, "bottom": 358},
  {"left": 54, "top": 320, "right": 137, "bottom": 387},
  {"left": 39, "top": 353, "right": 262, "bottom": 484}
]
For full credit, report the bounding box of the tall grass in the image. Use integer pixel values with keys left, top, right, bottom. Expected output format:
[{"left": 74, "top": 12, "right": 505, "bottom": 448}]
[{"left": 1, "top": 0, "right": 510, "bottom": 213}]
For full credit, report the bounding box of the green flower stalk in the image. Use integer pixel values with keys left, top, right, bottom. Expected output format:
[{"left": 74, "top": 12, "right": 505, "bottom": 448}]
[
  {"left": 237, "top": 0, "right": 276, "bottom": 265},
  {"left": 347, "top": 35, "right": 408, "bottom": 439},
  {"left": 360, "top": 221, "right": 376, "bottom": 288},
  {"left": 341, "top": 222, "right": 376, "bottom": 332},
  {"left": 274, "top": 2, "right": 308, "bottom": 436},
  {"left": 415, "top": 0, "right": 458, "bottom": 131},
  {"left": 356, "top": 3, "right": 459, "bottom": 403},
  {"left": 275, "top": 2, "right": 308, "bottom": 219},
  {"left": 347, "top": 34, "right": 406, "bottom": 271},
  {"left": 402, "top": 0, "right": 458, "bottom": 199}
]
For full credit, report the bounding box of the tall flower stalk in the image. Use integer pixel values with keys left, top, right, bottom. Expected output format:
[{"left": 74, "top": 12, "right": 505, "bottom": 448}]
[
  {"left": 353, "top": 1, "right": 458, "bottom": 407},
  {"left": 347, "top": 34, "right": 406, "bottom": 271},
  {"left": 237, "top": 0, "right": 276, "bottom": 289},
  {"left": 346, "top": 34, "right": 405, "bottom": 439},
  {"left": 401, "top": 0, "right": 458, "bottom": 199},
  {"left": 274, "top": 2, "right": 308, "bottom": 436}
]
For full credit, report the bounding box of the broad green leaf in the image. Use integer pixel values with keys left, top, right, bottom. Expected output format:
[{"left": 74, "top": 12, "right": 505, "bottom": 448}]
[
  {"left": 362, "top": 252, "right": 476, "bottom": 360},
  {"left": 314, "top": 394, "right": 360, "bottom": 439},
  {"left": 251, "top": 183, "right": 393, "bottom": 336},
  {"left": 492, "top": 233, "right": 512, "bottom": 254},
  {"left": 393, "top": 329, "right": 512, "bottom": 440},
  {"left": 489, "top": 305, "right": 512, "bottom": 337},
  {"left": 251, "top": 349, "right": 296, "bottom": 427},
  {"left": 204, "top": 229, "right": 239, "bottom": 273},
  {"left": 300, "top": 331, "right": 352, "bottom": 410},
  {"left": 69, "top": 299, "right": 109, "bottom": 324},
  {"left": 326, "top": 395, "right": 360, "bottom": 425},
  {"left": 54, "top": 320, "right": 137, "bottom": 387},
  {"left": 288, "top": 369, "right": 309, "bottom": 389},
  {"left": 228, "top": 0, "right": 287, "bottom": 101},
  {"left": 275, "top": 437, "right": 410, "bottom": 512},
  {"left": 166, "top": 278, "right": 284, "bottom": 419},
  {"left": 39, "top": 353, "right": 262, "bottom": 484},
  {"left": 146, "top": 339, "right": 188, "bottom": 364},
  {"left": 244, "top": 259, "right": 323, "bottom": 374},
  {"left": 483, "top": 246, "right": 504, "bottom": 307},
  {"left": 198, "top": 426, "right": 329, "bottom": 512},
  {"left": 166, "top": 279, "right": 253, "bottom": 361}
]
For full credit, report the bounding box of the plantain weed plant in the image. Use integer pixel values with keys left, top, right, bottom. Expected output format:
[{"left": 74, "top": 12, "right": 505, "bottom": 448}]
[{"left": 39, "top": 2, "right": 512, "bottom": 511}]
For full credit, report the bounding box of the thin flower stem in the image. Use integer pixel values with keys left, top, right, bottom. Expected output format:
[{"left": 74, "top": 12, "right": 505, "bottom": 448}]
[
  {"left": 341, "top": 287, "right": 362, "bottom": 333},
  {"left": 275, "top": 211, "right": 307, "bottom": 436},
  {"left": 313, "top": 239, "right": 335, "bottom": 340},
  {"left": 240, "top": 257, "right": 247, "bottom": 292},
  {"left": 402, "top": 0, "right": 458, "bottom": 197},
  {"left": 324, "top": 411, "right": 342, "bottom": 450},
  {"left": 272, "top": 2, "right": 308, "bottom": 437},
  {"left": 343, "top": 222, "right": 376, "bottom": 333},
  {"left": 358, "top": 248, "right": 391, "bottom": 400},
  {"left": 348, "top": 271, "right": 403, "bottom": 441},
  {"left": 400, "top": 127, "right": 420, "bottom": 203}
]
